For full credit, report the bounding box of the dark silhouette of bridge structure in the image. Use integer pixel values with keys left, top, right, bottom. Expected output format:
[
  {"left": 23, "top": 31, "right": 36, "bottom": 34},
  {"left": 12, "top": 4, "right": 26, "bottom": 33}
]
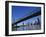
[{"left": 12, "top": 10, "right": 41, "bottom": 31}]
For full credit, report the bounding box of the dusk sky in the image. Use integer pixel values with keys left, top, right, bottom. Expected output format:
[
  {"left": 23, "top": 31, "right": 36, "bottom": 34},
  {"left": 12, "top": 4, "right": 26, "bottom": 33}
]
[{"left": 12, "top": 6, "right": 41, "bottom": 23}]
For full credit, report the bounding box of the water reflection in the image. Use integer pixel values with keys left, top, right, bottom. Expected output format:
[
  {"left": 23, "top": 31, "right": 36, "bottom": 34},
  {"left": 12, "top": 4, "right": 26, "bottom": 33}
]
[{"left": 12, "top": 15, "right": 41, "bottom": 31}]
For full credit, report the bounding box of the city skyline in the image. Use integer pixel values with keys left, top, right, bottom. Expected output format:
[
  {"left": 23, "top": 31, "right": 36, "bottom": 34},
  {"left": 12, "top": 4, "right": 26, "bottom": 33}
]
[{"left": 12, "top": 6, "right": 41, "bottom": 31}]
